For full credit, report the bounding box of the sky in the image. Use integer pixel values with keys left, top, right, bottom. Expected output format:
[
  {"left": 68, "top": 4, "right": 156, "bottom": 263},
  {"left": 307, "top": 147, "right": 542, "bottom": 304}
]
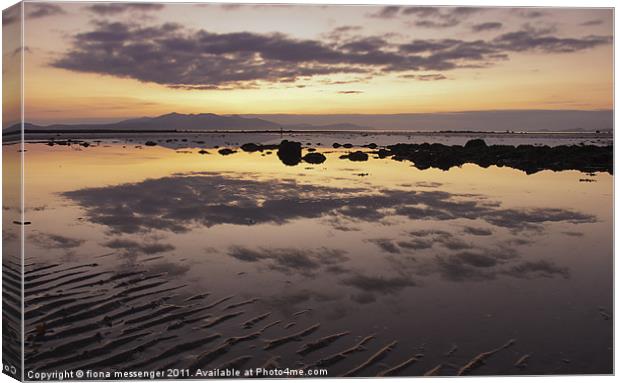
[{"left": 2, "top": 2, "right": 614, "bottom": 125}]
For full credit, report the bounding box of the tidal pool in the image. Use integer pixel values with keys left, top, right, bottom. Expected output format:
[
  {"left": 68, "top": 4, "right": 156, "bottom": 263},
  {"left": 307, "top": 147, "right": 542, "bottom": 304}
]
[{"left": 10, "top": 136, "right": 613, "bottom": 376}]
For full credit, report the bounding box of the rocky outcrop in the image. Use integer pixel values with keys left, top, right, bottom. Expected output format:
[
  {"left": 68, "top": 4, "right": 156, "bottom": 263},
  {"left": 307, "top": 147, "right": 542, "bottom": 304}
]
[{"left": 375, "top": 140, "right": 612, "bottom": 174}]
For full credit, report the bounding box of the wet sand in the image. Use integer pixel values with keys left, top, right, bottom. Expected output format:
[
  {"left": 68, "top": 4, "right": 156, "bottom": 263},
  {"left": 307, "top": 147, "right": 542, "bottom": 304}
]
[
  {"left": 22, "top": 260, "right": 537, "bottom": 377},
  {"left": 8, "top": 133, "right": 613, "bottom": 377}
]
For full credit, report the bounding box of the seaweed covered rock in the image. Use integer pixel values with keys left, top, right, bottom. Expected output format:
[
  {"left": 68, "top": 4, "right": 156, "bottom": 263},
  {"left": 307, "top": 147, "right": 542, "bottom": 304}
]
[{"left": 277, "top": 140, "right": 302, "bottom": 166}]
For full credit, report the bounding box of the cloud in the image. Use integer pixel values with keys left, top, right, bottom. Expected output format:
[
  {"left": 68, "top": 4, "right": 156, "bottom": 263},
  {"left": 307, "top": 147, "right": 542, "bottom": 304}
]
[
  {"left": 562, "top": 231, "right": 584, "bottom": 237},
  {"left": 400, "top": 74, "right": 447, "bottom": 81},
  {"left": 581, "top": 19, "right": 603, "bottom": 26},
  {"left": 102, "top": 238, "right": 175, "bottom": 256},
  {"left": 350, "top": 291, "right": 376, "bottom": 304},
  {"left": 27, "top": 4, "right": 66, "bottom": 19},
  {"left": 397, "top": 238, "right": 433, "bottom": 250},
  {"left": 227, "top": 246, "right": 349, "bottom": 277},
  {"left": 51, "top": 21, "right": 611, "bottom": 90},
  {"left": 503, "top": 260, "right": 569, "bottom": 279},
  {"left": 341, "top": 273, "right": 416, "bottom": 294},
  {"left": 62, "top": 172, "right": 597, "bottom": 237},
  {"left": 463, "top": 226, "right": 493, "bottom": 236},
  {"left": 367, "top": 238, "right": 401, "bottom": 254},
  {"left": 4, "top": 3, "right": 64, "bottom": 24},
  {"left": 372, "top": 6, "right": 485, "bottom": 29},
  {"left": 86, "top": 3, "right": 165, "bottom": 16},
  {"left": 30, "top": 232, "right": 84, "bottom": 249},
  {"left": 337, "top": 90, "right": 363, "bottom": 94},
  {"left": 368, "top": 6, "right": 402, "bottom": 19},
  {"left": 2, "top": 7, "right": 18, "bottom": 25},
  {"left": 403, "top": 7, "right": 486, "bottom": 29},
  {"left": 493, "top": 30, "right": 611, "bottom": 53},
  {"left": 472, "top": 22, "right": 503, "bottom": 32},
  {"left": 219, "top": 4, "right": 244, "bottom": 11},
  {"left": 514, "top": 9, "right": 545, "bottom": 18},
  {"left": 323, "top": 25, "right": 363, "bottom": 41}
]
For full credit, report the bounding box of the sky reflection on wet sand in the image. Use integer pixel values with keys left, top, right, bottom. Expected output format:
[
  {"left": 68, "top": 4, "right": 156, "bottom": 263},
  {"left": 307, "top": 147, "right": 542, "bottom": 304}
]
[{"left": 14, "top": 140, "right": 613, "bottom": 375}]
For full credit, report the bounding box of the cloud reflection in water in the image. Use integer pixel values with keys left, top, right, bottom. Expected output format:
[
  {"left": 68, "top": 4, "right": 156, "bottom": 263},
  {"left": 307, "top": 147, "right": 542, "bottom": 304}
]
[{"left": 61, "top": 171, "right": 590, "bottom": 307}]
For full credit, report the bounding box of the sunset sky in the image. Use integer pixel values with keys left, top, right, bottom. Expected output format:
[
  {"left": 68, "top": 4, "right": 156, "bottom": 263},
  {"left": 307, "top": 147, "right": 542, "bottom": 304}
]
[{"left": 3, "top": 2, "right": 614, "bottom": 124}]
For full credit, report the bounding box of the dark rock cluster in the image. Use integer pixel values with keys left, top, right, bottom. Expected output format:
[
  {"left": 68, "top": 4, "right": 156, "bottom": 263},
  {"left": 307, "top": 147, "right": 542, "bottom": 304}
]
[
  {"left": 240, "top": 143, "right": 279, "bottom": 152},
  {"left": 378, "top": 139, "right": 613, "bottom": 174},
  {"left": 220, "top": 138, "right": 611, "bottom": 174}
]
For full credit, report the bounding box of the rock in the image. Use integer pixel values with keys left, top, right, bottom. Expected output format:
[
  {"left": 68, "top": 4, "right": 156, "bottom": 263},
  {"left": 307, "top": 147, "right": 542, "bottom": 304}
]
[
  {"left": 303, "top": 152, "right": 327, "bottom": 164},
  {"left": 241, "top": 143, "right": 279, "bottom": 152},
  {"left": 343, "top": 143, "right": 353, "bottom": 148},
  {"left": 377, "top": 149, "right": 391, "bottom": 158},
  {"left": 144, "top": 141, "right": 157, "bottom": 146},
  {"left": 464, "top": 139, "right": 487, "bottom": 149},
  {"left": 332, "top": 143, "right": 342, "bottom": 148},
  {"left": 307, "top": 148, "right": 316, "bottom": 152},
  {"left": 277, "top": 140, "right": 302, "bottom": 166},
  {"left": 218, "top": 148, "right": 236, "bottom": 155},
  {"left": 198, "top": 149, "right": 209, "bottom": 154},
  {"left": 348, "top": 151, "right": 369, "bottom": 161},
  {"left": 364, "top": 143, "right": 378, "bottom": 149},
  {"left": 241, "top": 143, "right": 260, "bottom": 152}
]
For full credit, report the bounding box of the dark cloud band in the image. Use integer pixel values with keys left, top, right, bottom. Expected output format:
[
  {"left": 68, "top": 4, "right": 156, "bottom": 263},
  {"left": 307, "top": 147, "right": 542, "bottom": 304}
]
[{"left": 51, "top": 21, "right": 611, "bottom": 90}]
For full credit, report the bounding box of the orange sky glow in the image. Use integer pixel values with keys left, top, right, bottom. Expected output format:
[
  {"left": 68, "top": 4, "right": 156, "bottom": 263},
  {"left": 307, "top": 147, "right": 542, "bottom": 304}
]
[{"left": 2, "top": 2, "right": 613, "bottom": 125}]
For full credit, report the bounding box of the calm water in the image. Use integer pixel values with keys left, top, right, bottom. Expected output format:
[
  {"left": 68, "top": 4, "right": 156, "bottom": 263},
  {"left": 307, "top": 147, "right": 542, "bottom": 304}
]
[{"left": 9, "top": 135, "right": 613, "bottom": 376}]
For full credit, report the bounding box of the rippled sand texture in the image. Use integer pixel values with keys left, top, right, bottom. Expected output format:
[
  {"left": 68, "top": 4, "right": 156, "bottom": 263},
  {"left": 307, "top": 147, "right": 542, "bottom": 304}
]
[
  {"left": 3, "top": 142, "right": 23, "bottom": 380},
  {"left": 20, "top": 138, "right": 612, "bottom": 376}
]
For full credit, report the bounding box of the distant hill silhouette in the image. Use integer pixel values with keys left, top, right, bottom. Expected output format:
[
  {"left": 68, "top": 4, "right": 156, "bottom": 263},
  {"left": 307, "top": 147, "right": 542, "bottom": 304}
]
[
  {"left": 4, "top": 110, "right": 612, "bottom": 134},
  {"left": 4, "top": 113, "right": 370, "bottom": 133}
]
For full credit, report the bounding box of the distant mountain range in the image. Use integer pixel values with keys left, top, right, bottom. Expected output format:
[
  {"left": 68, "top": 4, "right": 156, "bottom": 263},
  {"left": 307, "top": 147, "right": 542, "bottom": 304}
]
[
  {"left": 3, "top": 109, "right": 613, "bottom": 133},
  {"left": 244, "top": 110, "right": 613, "bottom": 133},
  {"left": 4, "top": 112, "right": 370, "bottom": 133}
]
